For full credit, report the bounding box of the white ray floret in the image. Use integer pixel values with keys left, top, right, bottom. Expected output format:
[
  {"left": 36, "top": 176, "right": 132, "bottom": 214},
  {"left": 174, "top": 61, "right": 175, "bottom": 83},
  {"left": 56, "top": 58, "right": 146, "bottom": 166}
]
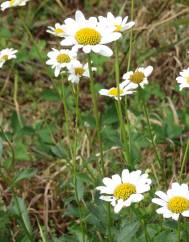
[
  {"left": 98, "top": 12, "right": 135, "bottom": 36},
  {"left": 1, "top": 0, "right": 30, "bottom": 11},
  {"left": 96, "top": 169, "right": 152, "bottom": 213},
  {"left": 122, "top": 66, "right": 153, "bottom": 89},
  {"left": 61, "top": 10, "right": 121, "bottom": 57},
  {"left": 47, "top": 23, "right": 66, "bottom": 38},
  {"left": 176, "top": 68, "right": 189, "bottom": 90},
  {"left": 99, "top": 81, "right": 135, "bottom": 100},
  {"left": 152, "top": 183, "right": 189, "bottom": 221},
  {"left": 67, "top": 59, "right": 96, "bottom": 84},
  {"left": 0, "top": 48, "right": 17, "bottom": 68},
  {"left": 46, "top": 48, "right": 77, "bottom": 77}
]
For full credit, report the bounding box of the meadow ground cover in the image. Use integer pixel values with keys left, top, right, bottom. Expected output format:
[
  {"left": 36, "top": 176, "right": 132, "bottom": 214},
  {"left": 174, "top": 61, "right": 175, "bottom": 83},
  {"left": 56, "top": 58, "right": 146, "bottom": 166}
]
[{"left": 0, "top": 0, "right": 189, "bottom": 241}]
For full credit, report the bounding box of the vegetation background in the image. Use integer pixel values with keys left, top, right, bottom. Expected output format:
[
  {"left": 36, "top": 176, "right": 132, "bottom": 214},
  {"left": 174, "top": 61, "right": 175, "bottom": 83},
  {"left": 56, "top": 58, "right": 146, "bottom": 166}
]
[{"left": 0, "top": 0, "right": 189, "bottom": 241}]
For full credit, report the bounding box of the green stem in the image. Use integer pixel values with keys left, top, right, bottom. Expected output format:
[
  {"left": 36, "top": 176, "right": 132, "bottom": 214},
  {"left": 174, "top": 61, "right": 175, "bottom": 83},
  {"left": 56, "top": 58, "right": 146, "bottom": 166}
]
[
  {"left": 177, "top": 221, "right": 181, "bottom": 242},
  {"left": 127, "top": 0, "right": 134, "bottom": 72},
  {"left": 59, "top": 77, "right": 73, "bottom": 159},
  {"left": 107, "top": 203, "right": 113, "bottom": 242},
  {"left": 143, "top": 103, "right": 161, "bottom": 168},
  {"left": 13, "top": 73, "right": 22, "bottom": 127},
  {"left": 179, "top": 138, "right": 189, "bottom": 182},
  {"left": 87, "top": 54, "right": 104, "bottom": 175},
  {"left": 114, "top": 42, "right": 128, "bottom": 164},
  {"left": 72, "top": 84, "right": 86, "bottom": 242}
]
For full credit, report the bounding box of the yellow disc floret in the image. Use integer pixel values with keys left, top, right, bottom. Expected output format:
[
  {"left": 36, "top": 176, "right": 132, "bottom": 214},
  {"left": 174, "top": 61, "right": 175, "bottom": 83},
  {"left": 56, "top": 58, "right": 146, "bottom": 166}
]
[
  {"left": 168, "top": 196, "right": 189, "bottom": 214},
  {"left": 1, "top": 55, "right": 9, "bottom": 61},
  {"left": 130, "top": 71, "right": 145, "bottom": 84},
  {"left": 114, "top": 183, "right": 136, "bottom": 200},
  {"left": 75, "top": 67, "right": 84, "bottom": 76},
  {"left": 115, "top": 24, "right": 122, "bottom": 32},
  {"left": 55, "top": 28, "right": 64, "bottom": 34},
  {"left": 108, "top": 87, "right": 124, "bottom": 96},
  {"left": 186, "top": 76, "right": 189, "bottom": 84},
  {"left": 75, "top": 28, "right": 101, "bottom": 45},
  {"left": 56, "top": 54, "right": 70, "bottom": 64},
  {"left": 10, "top": 0, "right": 15, "bottom": 5}
]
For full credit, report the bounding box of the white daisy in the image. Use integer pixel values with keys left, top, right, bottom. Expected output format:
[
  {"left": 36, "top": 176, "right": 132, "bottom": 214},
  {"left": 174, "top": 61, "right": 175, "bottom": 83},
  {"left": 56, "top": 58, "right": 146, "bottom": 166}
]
[
  {"left": 96, "top": 169, "right": 152, "bottom": 213},
  {"left": 99, "top": 81, "right": 135, "bottom": 100},
  {"left": 47, "top": 23, "right": 66, "bottom": 38},
  {"left": 46, "top": 48, "right": 77, "bottom": 77},
  {"left": 61, "top": 10, "right": 121, "bottom": 57},
  {"left": 1, "top": 0, "right": 30, "bottom": 11},
  {"left": 176, "top": 68, "right": 189, "bottom": 90},
  {"left": 0, "top": 48, "right": 17, "bottom": 68},
  {"left": 152, "top": 183, "right": 189, "bottom": 221},
  {"left": 67, "top": 59, "right": 96, "bottom": 84},
  {"left": 122, "top": 66, "right": 153, "bottom": 89},
  {"left": 98, "top": 12, "right": 135, "bottom": 35}
]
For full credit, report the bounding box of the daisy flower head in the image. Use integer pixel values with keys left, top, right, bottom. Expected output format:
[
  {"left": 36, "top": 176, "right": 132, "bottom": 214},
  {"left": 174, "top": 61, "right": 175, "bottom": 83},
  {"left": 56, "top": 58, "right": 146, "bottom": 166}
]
[
  {"left": 61, "top": 10, "right": 121, "bottom": 57},
  {"left": 98, "top": 12, "right": 135, "bottom": 36},
  {"left": 0, "top": 48, "right": 17, "bottom": 68},
  {"left": 96, "top": 169, "right": 152, "bottom": 213},
  {"left": 46, "top": 48, "right": 77, "bottom": 77},
  {"left": 152, "top": 183, "right": 189, "bottom": 221},
  {"left": 99, "top": 81, "right": 135, "bottom": 100},
  {"left": 47, "top": 23, "right": 66, "bottom": 38},
  {"left": 122, "top": 66, "right": 153, "bottom": 89},
  {"left": 1, "top": 0, "right": 30, "bottom": 11},
  {"left": 176, "top": 67, "right": 189, "bottom": 90},
  {"left": 67, "top": 59, "right": 96, "bottom": 84}
]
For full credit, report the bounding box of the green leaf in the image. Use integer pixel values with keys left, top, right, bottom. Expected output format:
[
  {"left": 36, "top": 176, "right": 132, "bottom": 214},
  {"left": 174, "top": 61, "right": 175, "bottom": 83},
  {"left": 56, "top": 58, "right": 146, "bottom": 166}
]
[
  {"left": 12, "top": 168, "right": 37, "bottom": 186},
  {"left": 153, "top": 231, "right": 177, "bottom": 242},
  {"left": 0, "top": 137, "right": 3, "bottom": 159},
  {"left": 117, "top": 221, "right": 140, "bottom": 242}
]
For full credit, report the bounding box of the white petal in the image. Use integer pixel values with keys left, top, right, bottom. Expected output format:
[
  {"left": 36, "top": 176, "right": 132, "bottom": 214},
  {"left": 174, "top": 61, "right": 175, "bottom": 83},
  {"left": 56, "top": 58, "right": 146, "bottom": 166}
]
[
  {"left": 114, "top": 199, "right": 124, "bottom": 213},
  {"left": 155, "top": 191, "right": 168, "bottom": 201},
  {"left": 182, "top": 210, "right": 189, "bottom": 217},
  {"left": 121, "top": 169, "right": 130, "bottom": 182},
  {"left": 144, "top": 66, "right": 153, "bottom": 77},
  {"left": 75, "top": 10, "right": 86, "bottom": 24},
  {"left": 172, "top": 213, "right": 180, "bottom": 221},
  {"left": 152, "top": 198, "right": 167, "bottom": 207},
  {"left": 93, "top": 45, "right": 113, "bottom": 57}
]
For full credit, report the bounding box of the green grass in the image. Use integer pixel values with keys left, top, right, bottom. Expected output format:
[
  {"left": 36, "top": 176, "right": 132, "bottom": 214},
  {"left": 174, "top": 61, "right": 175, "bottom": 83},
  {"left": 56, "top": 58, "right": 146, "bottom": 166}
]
[{"left": 0, "top": 0, "right": 189, "bottom": 241}]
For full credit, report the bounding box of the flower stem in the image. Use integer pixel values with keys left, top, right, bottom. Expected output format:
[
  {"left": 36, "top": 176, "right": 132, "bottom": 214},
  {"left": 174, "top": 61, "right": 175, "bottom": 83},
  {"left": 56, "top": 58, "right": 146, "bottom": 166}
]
[
  {"left": 179, "top": 138, "right": 189, "bottom": 182},
  {"left": 143, "top": 103, "right": 161, "bottom": 168},
  {"left": 114, "top": 42, "right": 129, "bottom": 164},
  {"left": 72, "top": 84, "right": 86, "bottom": 242},
  {"left": 87, "top": 54, "right": 104, "bottom": 176},
  {"left": 107, "top": 203, "right": 113, "bottom": 242},
  {"left": 13, "top": 73, "right": 22, "bottom": 127}
]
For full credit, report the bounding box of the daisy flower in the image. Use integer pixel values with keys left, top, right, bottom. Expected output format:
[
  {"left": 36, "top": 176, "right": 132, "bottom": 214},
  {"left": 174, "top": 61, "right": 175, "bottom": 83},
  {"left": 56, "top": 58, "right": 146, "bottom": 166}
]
[
  {"left": 122, "top": 66, "right": 153, "bottom": 89},
  {"left": 152, "top": 183, "right": 189, "bottom": 221},
  {"left": 67, "top": 59, "right": 95, "bottom": 84},
  {"left": 96, "top": 169, "right": 152, "bottom": 213},
  {"left": 99, "top": 81, "right": 135, "bottom": 100},
  {"left": 1, "top": 0, "right": 30, "bottom": 11},
  {"left": 46, "top": 48, "right": 77, "bottom": 77},
  {"left": 98, "top": 12, "right": 135, "bottom": 35},
  {"left": 61, "top": 10, "right": 121, "bottom": 57},
  {"left": 47, "top": 23, "right": 65, "bottom": 38},
  {"left": 0, "top": 48, "right": 17, "bottom": 68},
  {"left": 176, "top": 68, "right": 189, "bottom": 90}
]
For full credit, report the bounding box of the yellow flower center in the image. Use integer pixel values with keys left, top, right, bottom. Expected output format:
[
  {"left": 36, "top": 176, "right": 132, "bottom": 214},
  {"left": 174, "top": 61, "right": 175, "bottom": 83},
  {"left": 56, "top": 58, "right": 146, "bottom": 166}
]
[
  {"left": 130, "top": 71, "right": 145, "bottom": 84},
  {"left": 10, "top": 0, "right": 15, "bottom": 5},
  {"left": 75, "top": 67, "right": 84, "bottom": 76},
  {"left": 108, "top": 87, "right": 124, "bottom": 97},
  {"left": 55, "top": 28, "right": 64, "bottom": 34},
  {"left": 75, "top": 27, "right": 101, "bottom": 45},
  {"left": 1, "top": 55, "right": 9, "bottom": 61},
  {"left": 114, "top": 183, "right": 136, "bottom": 200},
  {"left": 186, "top": 76, "right": 189, "bottom": 84},
  {"left": 56, "top": 53, "right": 70, "bottom": 64},
  {"left": 167, "top": 196, "right": 189, "bottom": 214},
  {"left": 115, "top": 24, "right": 122, "bottom": 32}
]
